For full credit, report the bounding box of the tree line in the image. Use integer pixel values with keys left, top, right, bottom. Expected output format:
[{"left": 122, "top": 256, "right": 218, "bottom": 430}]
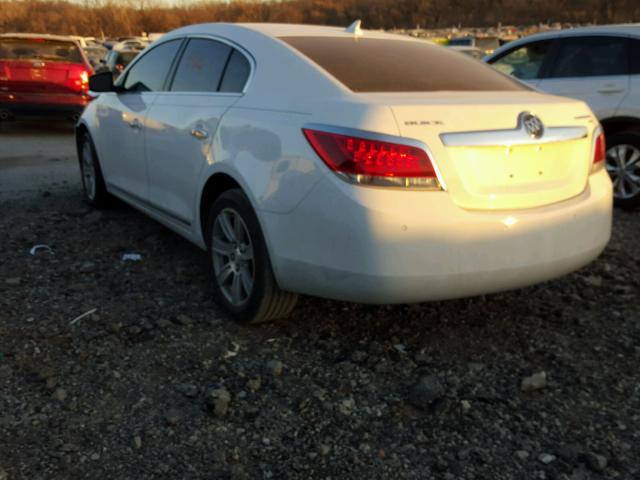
[{"left": 0, "top": 0, "right": 638, "bottom": 37}]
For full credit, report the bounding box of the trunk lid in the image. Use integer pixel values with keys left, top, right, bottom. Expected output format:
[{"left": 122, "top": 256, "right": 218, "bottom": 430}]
[
  {"left": 0, "top": 37, "right": 90, "bottom": 95},
  {"left": 367, "top": 91, "right": 597, "bottom": 210},
  {"left": 0, "top": 60, "right": 89, "bottom": 94}
]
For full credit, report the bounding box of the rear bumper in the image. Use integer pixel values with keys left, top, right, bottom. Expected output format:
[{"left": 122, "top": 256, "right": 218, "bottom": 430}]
[
  {"left": 0, "top": 92, "right": 90, "bottom": 117},
  {"left": 262, "top": 169, "right": 613, "bottom": 304}
]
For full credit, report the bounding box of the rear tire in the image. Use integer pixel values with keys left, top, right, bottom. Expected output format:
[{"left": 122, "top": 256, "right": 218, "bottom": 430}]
[
  {"left": 206, "top": 189, "right": 298, "bottom": 324},
  {"left": 605, "top": 132, "right": 640, "bottom": 209},
  {"left": 79, "top": 133, "right": 110, "bottom": 208}
]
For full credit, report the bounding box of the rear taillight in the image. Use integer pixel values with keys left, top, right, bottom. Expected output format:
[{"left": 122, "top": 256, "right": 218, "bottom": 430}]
[
  {"left": 591, "top": 127, "right": 606, "bottom": 173},
  {"left": 302, "top": 128, "right": 441, "bottom": 189},
  {"left": 67, "top": 66, "right": 91, "bottom": 93}
]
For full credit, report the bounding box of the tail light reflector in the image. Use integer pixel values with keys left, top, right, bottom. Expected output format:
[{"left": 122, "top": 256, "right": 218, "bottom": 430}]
[
  {"left": 67, "top": 65, "right": 91, "bottom": 93},
  {"left": 303, "top": 128, "right": 440, "bottom": 189},
  {"left": 593, "top": 130, "right": 606, "bottom": 164},
  {"left": 591, "top": 127, "right": 606, "bottom": 173}
]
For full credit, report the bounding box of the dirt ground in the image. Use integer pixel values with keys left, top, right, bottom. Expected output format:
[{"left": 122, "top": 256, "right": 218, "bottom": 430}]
[{"left": 0, "top": 120, "right": 639, "bottom": 480}]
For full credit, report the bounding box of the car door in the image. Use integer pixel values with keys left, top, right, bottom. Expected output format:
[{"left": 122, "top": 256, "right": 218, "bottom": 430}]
[
  {"left": 616, "top": 37, "right": 640, "bottom": 120},
  {"left": 537, "top": 35, "right": 630, "bottom": 119},
  {"left": 487, "top": 39, "right": 555, "bottom": 88},
  {"left": 144, "top": 37, "right": 251, "bottom": 225},
  {"left": 96, "top": 39, "right": 182, "bottom": 199}
]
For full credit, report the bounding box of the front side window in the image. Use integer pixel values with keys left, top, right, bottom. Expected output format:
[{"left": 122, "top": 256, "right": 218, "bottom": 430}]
[
  {"left": 123, "top": 39, "right": 181, "bottom": 92},
  {"left": 490, "top": 41, "right": 552, "bottom": 80},
  {"left": 547, "top": 36, "right": 629, "bottom": 78},
  {"left": 281, "top": 36, "right": 525, "bottom": 92},
  {"left": 171, "top": 39, "right": 231, "bottom": 92}
]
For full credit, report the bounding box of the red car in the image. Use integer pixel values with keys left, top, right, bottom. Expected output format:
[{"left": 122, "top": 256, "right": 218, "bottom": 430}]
[{"left": 0, "top": 33, "right": 93, "bottom": 122}]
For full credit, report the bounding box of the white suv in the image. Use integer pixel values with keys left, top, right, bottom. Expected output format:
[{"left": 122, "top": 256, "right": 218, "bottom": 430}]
[{"left": 486, "top": 25, "right": 640, "bottom": 207}]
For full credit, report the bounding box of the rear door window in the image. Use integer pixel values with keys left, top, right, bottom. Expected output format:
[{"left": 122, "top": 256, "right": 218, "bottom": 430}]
[
  {"left": 170, "top": 39, "right": 231, "bottom": 92},
  {"left": 281, "top": 36, "right": 525, "bottom": 92},
  {"left": 630, "top": 38, "right": 640, "bottom": 74},
  {"left": 123, "top": 39, "right": 181, "bottom": 92},
  {"left": 547, "top": 36, "right": 629, "bottom": 78},
  {"left": 490, "top": 40, "right": 553, "bottom": 80},
  {"left": 219, "top": 49, "right": 251, "bottom": 93}
]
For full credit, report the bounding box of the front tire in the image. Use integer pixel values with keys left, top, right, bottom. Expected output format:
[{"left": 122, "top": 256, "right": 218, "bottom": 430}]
[
  {"left": 79, "top": 133, "right": 110, "bottom": 207},
  {"left": 605, "top": 132, "right": 640, "bottom": 209},
  {"left": 206, "top": 189, "right": 298, "bottom": 324}
]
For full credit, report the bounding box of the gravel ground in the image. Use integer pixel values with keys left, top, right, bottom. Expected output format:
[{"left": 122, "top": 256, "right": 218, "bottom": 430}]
[{"left": 0, "top": 188, "right": 639, "bottom": 480}]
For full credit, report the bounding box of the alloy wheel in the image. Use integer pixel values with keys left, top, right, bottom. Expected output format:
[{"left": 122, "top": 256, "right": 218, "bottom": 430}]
[
  {"left": 606, "top": 143, "right": 640, "bottom": 200},
  {"left": 211, "top": 208, "right": 255, "bottom": 306}
]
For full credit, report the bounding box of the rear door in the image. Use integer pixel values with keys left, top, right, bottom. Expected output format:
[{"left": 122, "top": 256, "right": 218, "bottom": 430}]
[
  {"left": 144, "top": 38, "right": 251, "bottom": 225},
  {"left": 616, "top": 37, "right": 640, "bottom": 119},
  {"left": 537, "top": 35, "right": 630, "bottom": 119},
  {"left": 96, "top": 39, "right": 182, "bottom": 199}
]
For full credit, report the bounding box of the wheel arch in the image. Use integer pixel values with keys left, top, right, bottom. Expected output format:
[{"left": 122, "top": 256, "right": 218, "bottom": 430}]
[
  {"left": 198, "top": 171, "right": 285, "bottom": 286},
  {"left": 199, "top": 172, "right": 243, "bottom": 244},
  {"left": 600, "top": 116, "right": 640, "bottom": 137},
  {"left": 74, "top": 121, "right": 90, "bottom": 162}
]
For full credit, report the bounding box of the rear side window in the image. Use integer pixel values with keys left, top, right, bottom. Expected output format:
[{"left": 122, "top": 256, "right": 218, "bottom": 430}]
[
  {"left": 490, "top": 40, "right": 553, "bottom": 80},
  {"left": 0, "top": 38, "right": 82, "bottom": 63},
  {"left": 171, "top": 39, "right": 231, "bottom": 92},
  {"left": 123, "top": 39, "right": 181, "bottom": 92},
  {"left": 630, "top": 38, "right": 640, "bottom": 74},
  {"left": 547, "top": 36, "right": 629, "bottom": 78},
  {"left": 219, "top": 50, "right": 251, "bottom": 93},
  {"left": 281, "top": 36, "right": 525, "bottom": 92}
]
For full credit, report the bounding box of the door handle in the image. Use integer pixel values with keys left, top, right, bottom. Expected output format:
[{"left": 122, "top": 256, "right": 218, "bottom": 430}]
[
  {"left": 598, "top": 87, "right": 624, "bottom": 94},
  {"left": 191, "top": 128, "right": 209, "bottom": 140},
  {"left": 129, "top": 118, "right": 142, "bottom": 129}
]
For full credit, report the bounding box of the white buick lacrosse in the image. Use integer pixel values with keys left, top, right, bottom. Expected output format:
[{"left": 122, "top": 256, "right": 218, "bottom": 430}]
[{"left": 77, "top": 22, "right": 613, "bottom": 323}]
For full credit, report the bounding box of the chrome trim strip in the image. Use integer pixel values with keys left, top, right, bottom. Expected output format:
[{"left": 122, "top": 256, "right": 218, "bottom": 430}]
[
  {"left": 107, "top": 183, "right": 192, "bottom": 226},
  {"left": 303, "top": 122, "right": 447, "bottom": 191},
  {"left": 440, "top": 125, "right": 588, "bottom": 147}
]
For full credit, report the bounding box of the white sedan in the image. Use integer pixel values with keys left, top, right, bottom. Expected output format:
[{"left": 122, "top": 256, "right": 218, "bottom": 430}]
[{"left": 78, "top": 22, "right": 613, "bottom": 323}]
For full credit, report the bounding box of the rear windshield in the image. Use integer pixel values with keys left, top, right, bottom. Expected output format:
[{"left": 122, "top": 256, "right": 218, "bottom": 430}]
[
  {"left": 118, "top": 51, "right": 139, "bottom": 64},
  {"left": 0, "top": 38, "right": 82, "bottom": 63},
  {"left": 281, "top": 36, "right": 525, "bottom": 93}
]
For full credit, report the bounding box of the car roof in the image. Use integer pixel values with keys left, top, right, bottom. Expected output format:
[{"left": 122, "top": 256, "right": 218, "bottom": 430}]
[
  {"left": 486, "top": 24, "right": 640, "bottom": 60},
  {"left": 0, "top": 33, "right": 80, "bottom": 42},
  {"left": 168, "top": 22, "right": 420, "bottom": 42},
  {"left": 524, "top": 23, "right": 640, "bottom": 40}
]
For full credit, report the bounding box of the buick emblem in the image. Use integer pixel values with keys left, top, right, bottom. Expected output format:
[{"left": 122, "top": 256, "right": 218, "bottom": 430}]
[{"left": 520, "top": 112, "right": 544, "bottom": 139}]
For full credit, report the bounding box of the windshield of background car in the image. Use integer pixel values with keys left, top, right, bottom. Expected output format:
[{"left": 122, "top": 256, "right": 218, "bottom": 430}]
[
  {"left": 119, "top": 51, "right": 139, "bottom": 65},
  {"left": 0, "top": 38, "right": 83, "bottom": 63},
  {"left": 490, "top": 40, "right": 553, "bottom": 80},
  {"left": 280, "top": 36, "right": 526, "bottom": 92}
]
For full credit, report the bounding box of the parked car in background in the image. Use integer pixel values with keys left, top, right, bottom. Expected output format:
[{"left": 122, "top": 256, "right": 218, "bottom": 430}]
[
  {"left": 69, "top": 36, "right": 98, "bottom": 48},
  {"left": 78, "top": 23, "right": 611, "bottom": 323},
  {"left": 112, "top": 38, "right": 149, "bottom": 51},
  {"left": 486, "top": 25, "right": 640, "bottom": 207},
  {"left": 449, "top": 35, "right": 501, "bottom": 54},
  {"left": 95, "top": 49, "right": 141, "bottom": 79},
  {"left": 448, "top": 45, "right": 484, "bottom": 60},
  {"left": 83, "top": 45, "right": 108, "bottom": 69},
  {"left": 0, "top": 33, "right": 93, "bottom": 122}
]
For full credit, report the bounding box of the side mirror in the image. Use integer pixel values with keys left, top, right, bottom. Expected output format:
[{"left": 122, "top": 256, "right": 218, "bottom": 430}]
[{"left": 89, "top": 71, "right": 115, "bottom": 92}]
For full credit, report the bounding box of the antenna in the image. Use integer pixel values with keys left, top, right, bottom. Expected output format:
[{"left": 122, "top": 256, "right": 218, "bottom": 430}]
[{"left": 346, "top": 20, "right": 363, "bottom": 36}]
